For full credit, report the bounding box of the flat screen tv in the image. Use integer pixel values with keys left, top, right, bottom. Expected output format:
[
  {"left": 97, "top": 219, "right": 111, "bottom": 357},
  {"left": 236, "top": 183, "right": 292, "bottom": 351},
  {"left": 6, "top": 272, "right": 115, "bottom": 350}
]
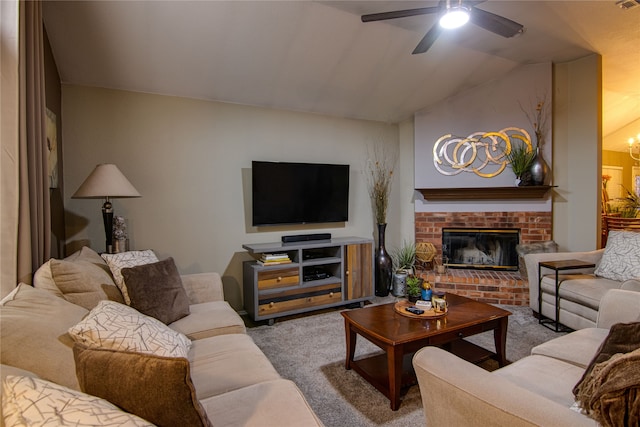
[{"left": 252, "top": 161, "right": 349, "bottom": 226}]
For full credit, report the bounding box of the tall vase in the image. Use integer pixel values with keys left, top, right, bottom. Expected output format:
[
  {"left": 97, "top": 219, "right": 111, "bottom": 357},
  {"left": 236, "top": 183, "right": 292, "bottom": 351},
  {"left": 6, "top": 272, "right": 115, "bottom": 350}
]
[
  {"left": 529, "top": 147, "right": 549, "bottom": 186},
  {"left": 375, "top": 223, "right": 393, "bottom": 297}
]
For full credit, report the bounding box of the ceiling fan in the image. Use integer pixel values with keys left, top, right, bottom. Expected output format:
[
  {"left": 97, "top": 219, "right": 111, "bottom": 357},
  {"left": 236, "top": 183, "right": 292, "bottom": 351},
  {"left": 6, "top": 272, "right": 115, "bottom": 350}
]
[{"left": 361, "top": 0, "right": 525, "bottom": 55}]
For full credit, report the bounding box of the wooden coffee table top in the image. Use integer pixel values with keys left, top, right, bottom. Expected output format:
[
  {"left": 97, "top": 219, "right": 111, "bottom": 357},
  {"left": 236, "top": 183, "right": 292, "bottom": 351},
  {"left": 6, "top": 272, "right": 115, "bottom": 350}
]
[{"left": 341, "top": 293, "right": 511, "bottom": 346}]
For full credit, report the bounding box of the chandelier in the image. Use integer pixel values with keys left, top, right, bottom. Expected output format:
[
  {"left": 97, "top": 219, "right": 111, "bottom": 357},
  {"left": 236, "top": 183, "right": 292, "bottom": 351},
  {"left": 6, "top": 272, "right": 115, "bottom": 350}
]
[{"left": 629, "top": 133, "right": 640, "bottom": 161}]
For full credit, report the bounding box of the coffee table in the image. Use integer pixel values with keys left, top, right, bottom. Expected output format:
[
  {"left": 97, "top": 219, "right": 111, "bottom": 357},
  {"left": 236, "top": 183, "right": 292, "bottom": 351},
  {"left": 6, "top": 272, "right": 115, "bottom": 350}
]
[{"left": 341, "top": 293, "right": 511, "bottom": 410}]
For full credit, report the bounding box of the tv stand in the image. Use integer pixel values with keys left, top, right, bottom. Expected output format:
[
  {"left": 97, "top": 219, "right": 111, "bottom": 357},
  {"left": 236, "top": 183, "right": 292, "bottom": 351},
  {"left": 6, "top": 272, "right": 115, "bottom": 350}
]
[{"left": 242, "top": 236, "right": 373, "bottom": 325}]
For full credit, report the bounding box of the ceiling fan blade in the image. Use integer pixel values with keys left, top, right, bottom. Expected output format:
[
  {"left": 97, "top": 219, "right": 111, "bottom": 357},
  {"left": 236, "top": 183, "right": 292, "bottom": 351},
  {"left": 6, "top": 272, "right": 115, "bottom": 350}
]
[
  {"left": 361, "top": 6, "right": 439, "bottom": 23},
  {"left": 412, "top": 24, "right": 443, "bottom": 55},
  {"left": 469, "top": 7, "right": 524, "bottom": 38}
]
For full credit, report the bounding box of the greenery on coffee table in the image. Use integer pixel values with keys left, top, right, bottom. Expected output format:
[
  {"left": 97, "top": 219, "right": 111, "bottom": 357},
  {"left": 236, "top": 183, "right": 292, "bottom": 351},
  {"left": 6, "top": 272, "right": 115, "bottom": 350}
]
[{"left": 406, "top": 275, "right": 423, "bottom": 299}]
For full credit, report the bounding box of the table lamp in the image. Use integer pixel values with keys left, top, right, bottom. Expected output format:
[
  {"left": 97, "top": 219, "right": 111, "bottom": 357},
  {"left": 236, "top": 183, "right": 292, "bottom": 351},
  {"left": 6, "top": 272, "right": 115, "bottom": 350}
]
[{"left": 72, "top": 164, "right": 141, "bottom": 253}]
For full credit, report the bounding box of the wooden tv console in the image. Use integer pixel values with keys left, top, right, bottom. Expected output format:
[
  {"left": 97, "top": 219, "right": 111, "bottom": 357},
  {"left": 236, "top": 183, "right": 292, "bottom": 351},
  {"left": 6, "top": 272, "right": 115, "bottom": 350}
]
[{"left": 242, "top": 237, "right": 373, "bottom": 324}]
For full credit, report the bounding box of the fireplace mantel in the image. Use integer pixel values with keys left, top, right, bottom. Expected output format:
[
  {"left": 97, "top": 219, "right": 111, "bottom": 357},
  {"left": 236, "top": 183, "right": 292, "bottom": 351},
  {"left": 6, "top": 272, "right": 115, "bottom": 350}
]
[{"left": 417, "top": 185, "right": 555, "bottom": 201}]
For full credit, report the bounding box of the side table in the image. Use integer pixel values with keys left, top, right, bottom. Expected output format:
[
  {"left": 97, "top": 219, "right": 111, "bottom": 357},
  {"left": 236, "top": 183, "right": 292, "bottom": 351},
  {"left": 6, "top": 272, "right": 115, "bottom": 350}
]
[{"left": 538, "top": 259, "right": 596, "bottom": 332}]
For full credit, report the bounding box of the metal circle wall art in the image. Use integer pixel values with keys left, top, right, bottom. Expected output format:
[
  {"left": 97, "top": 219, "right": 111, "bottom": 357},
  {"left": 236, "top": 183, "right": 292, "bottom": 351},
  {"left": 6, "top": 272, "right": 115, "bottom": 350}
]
[{"left": 432, "top": 127, "right": 531, "bottom": 178}]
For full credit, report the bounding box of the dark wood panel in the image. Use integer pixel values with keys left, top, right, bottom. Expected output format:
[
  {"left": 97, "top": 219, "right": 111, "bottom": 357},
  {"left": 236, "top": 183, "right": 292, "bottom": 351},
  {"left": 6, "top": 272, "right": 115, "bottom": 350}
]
[{"left": 417, "top": 185, "right": 555, "bottom": 200}]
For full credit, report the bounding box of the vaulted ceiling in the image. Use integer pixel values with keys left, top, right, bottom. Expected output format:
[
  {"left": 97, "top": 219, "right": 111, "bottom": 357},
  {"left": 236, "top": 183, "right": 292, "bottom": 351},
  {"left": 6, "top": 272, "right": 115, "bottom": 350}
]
[{"left": 43, "top": 1, "right": 640, "bottom": 151}]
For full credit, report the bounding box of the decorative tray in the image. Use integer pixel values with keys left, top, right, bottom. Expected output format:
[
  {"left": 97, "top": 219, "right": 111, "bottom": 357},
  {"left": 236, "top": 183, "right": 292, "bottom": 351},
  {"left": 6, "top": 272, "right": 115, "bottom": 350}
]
[{"left": 394, "top": 300, "right": 447, "bottom": 319}]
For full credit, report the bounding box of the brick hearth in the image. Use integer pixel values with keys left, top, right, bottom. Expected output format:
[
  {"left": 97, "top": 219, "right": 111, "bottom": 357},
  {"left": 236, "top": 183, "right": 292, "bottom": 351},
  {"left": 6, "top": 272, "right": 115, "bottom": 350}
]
[{"left": 415, "top": 211, "right": 552, "bottom": 305}]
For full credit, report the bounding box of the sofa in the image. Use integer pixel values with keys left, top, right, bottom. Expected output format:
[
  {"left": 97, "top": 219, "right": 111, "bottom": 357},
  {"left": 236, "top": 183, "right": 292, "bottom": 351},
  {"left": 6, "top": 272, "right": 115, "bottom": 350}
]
[
  {"left": 524, "top": 230, "right": 640, "bottom": 331},
  {"left": 0, "top": 247, "right": 323, "bottom": 426},
  {"left": 413, "top": 288, "right": 640, "bottom": 426}
]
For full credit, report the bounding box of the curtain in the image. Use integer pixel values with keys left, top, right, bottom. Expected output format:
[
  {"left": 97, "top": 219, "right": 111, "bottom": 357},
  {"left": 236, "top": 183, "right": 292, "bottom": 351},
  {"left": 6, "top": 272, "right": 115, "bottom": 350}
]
[
  {"left": 17, "top": 0, "right": 50, "bottom": 284},
  {"left": 0, "top": 0, "right": 20, "bottom": 297}
]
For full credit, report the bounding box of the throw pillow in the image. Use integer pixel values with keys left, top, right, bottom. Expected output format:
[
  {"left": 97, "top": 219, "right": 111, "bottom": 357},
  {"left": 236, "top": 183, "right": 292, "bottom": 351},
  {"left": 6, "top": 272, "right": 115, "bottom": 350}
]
[
  {"left": 2, "top": 375, "right": 154, "bottom": 427},
  {"left": 73, "top": 344, "right": 212, "bottom": 427},
  {"left": 102, "top": 249, "right": 159, "bottom": 304},
  {"left": 121, "top": 257, "right": 191, "bottom": 324},
  {"left": 594, "top": 231, "right": 640, "bottom": 281},
  {"left": 573, "top": 321, "right": 640, "bottom": 397},
  {"left": 68, "top": 300, "right": 191, "bottom": 358},
  {"left": 0, "top": 283, "right": 88, "bottom": 390},
  {"left": 50, "top": 246, "right": 125, "bottom": 309}
]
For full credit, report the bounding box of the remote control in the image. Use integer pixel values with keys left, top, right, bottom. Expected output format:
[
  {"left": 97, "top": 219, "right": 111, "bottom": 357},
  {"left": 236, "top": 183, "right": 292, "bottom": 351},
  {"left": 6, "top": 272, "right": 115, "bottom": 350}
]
[{"left": 405, "top": 307, "right": 424, "bottom": 315}]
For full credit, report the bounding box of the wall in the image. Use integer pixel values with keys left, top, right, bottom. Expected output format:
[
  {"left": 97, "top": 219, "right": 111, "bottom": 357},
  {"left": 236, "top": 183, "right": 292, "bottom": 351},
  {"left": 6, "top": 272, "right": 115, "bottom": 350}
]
[
  {"left": 414, "top": 63, "right": 553, "bottom": 213},
  {"left": 44, "top": 26, "right": 64, "bottom": 259},
  {"left": 0, "top": 0, "right": 20, "bottom": 297},
  {"left": 62, "top": 86, "right": 400, "bottom": 310},
  {"left": 552, "top": 54, "right": 602, "bottom": 251}
]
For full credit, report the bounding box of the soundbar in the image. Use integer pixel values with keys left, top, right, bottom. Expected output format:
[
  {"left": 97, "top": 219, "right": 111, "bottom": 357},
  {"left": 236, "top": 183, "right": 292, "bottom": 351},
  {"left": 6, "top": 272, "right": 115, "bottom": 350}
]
[{"left": 282, "top": 233, "right": 332, "bottom": 243}]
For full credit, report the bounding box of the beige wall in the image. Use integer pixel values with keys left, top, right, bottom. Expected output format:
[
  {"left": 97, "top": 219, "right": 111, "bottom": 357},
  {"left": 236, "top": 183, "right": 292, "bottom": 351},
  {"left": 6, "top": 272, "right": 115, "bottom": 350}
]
[
  {"left": 62, "top": 85, "right": 400, "bottom": 310},
  {"left": 552, "top": 54, "right": 602, "bottom": 251}
]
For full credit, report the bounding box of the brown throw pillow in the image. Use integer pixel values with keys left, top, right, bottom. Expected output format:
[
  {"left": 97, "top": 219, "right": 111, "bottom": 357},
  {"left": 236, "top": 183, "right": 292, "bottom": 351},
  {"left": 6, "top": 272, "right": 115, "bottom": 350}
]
[
  {"left": 73, "top": 343, "right": 212, "bottom": 427},
  {"left": 121, "top": 257, "right": 190, "bottom": 324}
]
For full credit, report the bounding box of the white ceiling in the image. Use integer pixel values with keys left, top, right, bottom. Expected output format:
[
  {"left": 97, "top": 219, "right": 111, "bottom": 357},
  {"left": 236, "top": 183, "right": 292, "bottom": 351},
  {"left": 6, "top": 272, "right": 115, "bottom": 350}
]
[{"left": 42, "top": 1, "right": 640, "bottom": 151}]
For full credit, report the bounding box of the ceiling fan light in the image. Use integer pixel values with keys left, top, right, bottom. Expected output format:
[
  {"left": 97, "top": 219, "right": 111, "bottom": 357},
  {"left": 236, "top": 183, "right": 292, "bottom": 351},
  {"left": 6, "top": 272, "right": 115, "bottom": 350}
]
[{"left": 439, "top": 7, "right": 470, "bottom": 29}]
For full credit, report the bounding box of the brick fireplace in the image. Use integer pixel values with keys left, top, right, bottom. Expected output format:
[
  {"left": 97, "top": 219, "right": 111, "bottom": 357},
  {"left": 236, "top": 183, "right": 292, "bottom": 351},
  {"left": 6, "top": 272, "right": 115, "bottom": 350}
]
[{"left": 415, "top": 211, "right": 552, "bottom": 305}]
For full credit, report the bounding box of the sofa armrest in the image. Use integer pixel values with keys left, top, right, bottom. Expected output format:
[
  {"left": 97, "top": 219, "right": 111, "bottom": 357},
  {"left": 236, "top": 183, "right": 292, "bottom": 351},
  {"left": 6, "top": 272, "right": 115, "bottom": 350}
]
[
  {"left": 412, "top": 347, "right": 596, "bottom": 427},
  {"left": 621, "top": 279, "right": 640, "bottom": 292},
  {"left": 596, "top": 289, "right": 640, "bottom": 329},
  {"left": 525, "top": 250, "right": 604, "bottom": 312},
  {"left": 180, "top": 272, "right": 224, "bottom": 304}
]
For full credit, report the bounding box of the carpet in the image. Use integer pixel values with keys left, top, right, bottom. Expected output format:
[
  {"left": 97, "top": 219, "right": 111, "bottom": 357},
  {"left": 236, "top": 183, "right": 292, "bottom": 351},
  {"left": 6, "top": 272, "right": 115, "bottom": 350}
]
[{"left": 245, "top": 297, "right": 565, "bottom": 427}]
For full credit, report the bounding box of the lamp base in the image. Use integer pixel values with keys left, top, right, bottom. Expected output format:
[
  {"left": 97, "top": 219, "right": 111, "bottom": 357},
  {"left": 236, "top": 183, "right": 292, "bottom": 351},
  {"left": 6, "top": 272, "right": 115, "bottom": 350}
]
[{"left": 102, "top": 200, "right": 113, "bottom": 254}]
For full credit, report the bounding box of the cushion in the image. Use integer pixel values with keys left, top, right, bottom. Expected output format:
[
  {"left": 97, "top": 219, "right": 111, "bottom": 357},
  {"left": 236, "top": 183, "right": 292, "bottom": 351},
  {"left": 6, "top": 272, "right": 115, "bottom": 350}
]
[
  {"left": 595, "top": 231, "right": 640, "bottom": 281},
  {"left": 49, "top": 246, "right": 124, "bottom": 309},
  {"left": 68, "top": 300, "right": 191, "bottom": 358},
  {"left": 573, "top": 321, "right": 640, "bottom": 396},
  {"left": 199, "top": 379, "right": 324, "bottom": 427},
  {"left": 121, "top": 257, "right": 190, "bottom": 324},
  {"left": 0, "top": 283, "right": 88, "bottom": 390},
  {"left": 169, "top": 301, "right": 246, "bottom": 339},
  {"left": 73, "top": 344, "right": 212, "bottom": 427},
  {"left": 101, "top": 250, "right": 159, "bottom": 304},
  {"left": 2, "top": 375, "right": 154, "bottom": 427}
]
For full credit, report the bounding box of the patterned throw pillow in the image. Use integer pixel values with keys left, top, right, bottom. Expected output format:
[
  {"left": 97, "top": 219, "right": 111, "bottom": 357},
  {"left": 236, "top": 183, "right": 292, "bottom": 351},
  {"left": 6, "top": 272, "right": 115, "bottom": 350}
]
[
  {"left": 68, "top": 300, "right": 191, "bottom": 358},
  {"left": 2, "top": 375, "right": 154, "bottom": 427},
  {"left": 595, "top": 231, "right": 640, "bottom": 281},
  {"left": 101, "top": 250, "right": 159, "bottom": 304}
]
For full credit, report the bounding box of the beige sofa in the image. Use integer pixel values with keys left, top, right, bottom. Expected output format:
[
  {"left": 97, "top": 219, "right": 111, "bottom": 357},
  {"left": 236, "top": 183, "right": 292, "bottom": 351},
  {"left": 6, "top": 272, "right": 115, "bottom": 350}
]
[
  {"left": 413, "top": 289, "right": 640, "bottom": 426},
  {"left": 0, "top": 248, "right": 323, "bottom": 426},
  {"left": 525, "top": 248, "right": 640, "bottom": 330}
]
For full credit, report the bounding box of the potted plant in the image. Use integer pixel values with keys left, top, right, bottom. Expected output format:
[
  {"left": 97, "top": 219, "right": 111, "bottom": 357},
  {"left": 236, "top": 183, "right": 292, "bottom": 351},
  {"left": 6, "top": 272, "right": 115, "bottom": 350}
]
[
  {"left": 392, "top": 241, "right": 416, "bottom": 273},
  {"left": 504, "top": 141, "right": 536, "bottom": 186},
  {"left": 391, "top": 241, "right": 416, "bottom": 296},
  {"left": 406, "top": 275, "right": 424, "bottom": 303}
]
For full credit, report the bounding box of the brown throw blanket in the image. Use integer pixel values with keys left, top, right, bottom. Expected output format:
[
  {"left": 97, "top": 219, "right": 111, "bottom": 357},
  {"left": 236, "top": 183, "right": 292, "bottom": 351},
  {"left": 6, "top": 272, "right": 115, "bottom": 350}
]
[{"left": 573, "top": 322, "right": 640, "bottom": 427}]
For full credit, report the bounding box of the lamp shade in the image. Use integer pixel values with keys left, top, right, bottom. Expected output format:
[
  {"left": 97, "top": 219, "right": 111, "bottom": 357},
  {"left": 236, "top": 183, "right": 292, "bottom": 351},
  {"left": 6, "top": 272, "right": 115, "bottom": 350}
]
[{"left": 72, "top": 164, "right": 141, "bottom": 199}]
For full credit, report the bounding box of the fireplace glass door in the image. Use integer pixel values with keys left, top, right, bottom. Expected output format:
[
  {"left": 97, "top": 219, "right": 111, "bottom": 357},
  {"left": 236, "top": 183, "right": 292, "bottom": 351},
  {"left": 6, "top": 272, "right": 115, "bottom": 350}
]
[{"left": 442, "top": 228, "right": 520, "bottom": 271}]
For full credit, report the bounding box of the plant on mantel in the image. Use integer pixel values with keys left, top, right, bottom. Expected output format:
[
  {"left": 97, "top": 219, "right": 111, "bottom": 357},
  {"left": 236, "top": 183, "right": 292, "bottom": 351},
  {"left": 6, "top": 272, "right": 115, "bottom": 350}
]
[{"left": 504, "top": 140, "right": 535, "bottom": 184}]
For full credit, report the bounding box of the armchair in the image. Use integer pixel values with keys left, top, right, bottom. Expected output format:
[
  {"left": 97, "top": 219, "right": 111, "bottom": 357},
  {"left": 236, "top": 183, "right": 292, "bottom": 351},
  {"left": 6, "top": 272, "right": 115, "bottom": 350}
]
[{"left": 413, "top": 289, "right": 640, "bottom": 427}]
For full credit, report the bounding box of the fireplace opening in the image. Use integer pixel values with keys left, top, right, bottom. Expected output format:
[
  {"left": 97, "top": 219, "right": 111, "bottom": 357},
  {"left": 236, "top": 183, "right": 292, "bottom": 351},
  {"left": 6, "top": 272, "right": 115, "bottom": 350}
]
[{"left": 442, "top": 228, "right": 520, "bottom": 271}]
